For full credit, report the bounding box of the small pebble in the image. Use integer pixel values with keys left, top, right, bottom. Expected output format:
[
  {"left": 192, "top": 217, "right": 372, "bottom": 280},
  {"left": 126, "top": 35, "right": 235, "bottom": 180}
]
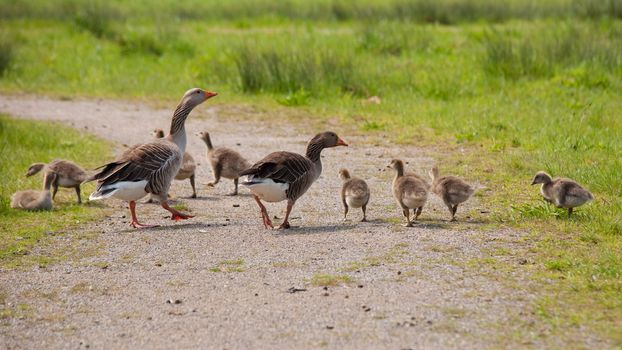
[
  {"left": 232, "top": 204, "right": 240, "bottom": 208},
  {"left": 322, "top": 292, "right": 329, "bottom": 297},
  {"left": 326, "top": 325, "right": 334, "bottom": 330},
  {"left": 357, "top": 284, "right": 364, "bottom": 288}
]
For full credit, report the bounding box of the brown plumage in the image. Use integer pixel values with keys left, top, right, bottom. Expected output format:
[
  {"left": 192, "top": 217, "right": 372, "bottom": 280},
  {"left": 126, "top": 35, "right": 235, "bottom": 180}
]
[
  {"left": 429, "top": 165, "right": 474, "bottom": 221},
  {"left": 531, "top": 171, "right": 593, "bottom": 216},
  {"left": 153, "top": 128, "right": 197, "bottom": 198},
  {"left": 198, "top": 131, "right": 250, "bottom": 196},
  {"left": 86, "top": 88, "right": 217, "bottom": 228},
  {"left": 389, "top": 159, "right": 429, "bottom": 227},
  {"left": 339, "top": 169, "right": 370, "bottom": 222},
  {"left": 241, "top": 131, "right": 348, "bottom": 229},
  {"left": 11, "top": 172, "right": 57, "bottom": 211},
  {"left": 26, "top": 160, "right": 86, "bottom": 203}
]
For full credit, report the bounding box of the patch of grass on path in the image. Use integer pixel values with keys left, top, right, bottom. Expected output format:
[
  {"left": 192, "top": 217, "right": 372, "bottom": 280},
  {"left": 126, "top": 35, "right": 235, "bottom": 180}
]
[
  {"left": 307, "top": 273, "right": 353, "bottom": 287},
  {"left": 0, "top": 115, "right": 112, "bottom": 268}
]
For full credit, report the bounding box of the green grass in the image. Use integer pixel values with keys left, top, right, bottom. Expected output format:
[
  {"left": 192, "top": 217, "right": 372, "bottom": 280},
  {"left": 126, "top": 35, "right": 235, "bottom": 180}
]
[
  {"left": 0, "top": 1, "right": 621, "bottom": 345},
  {"left": 307, "top": 273, "right": 353, "bottom": 287},
  {"left": 0, "top": 116, "right": 112, "bottom": 268}
]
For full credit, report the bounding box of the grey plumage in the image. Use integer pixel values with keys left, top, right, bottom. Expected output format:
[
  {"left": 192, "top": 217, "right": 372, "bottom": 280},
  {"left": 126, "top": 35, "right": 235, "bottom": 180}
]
[
  {"left": 241, "top": 131, "right": 348, "bottom": 229},
  {"left": 86, "top": 88, "right": 216, "bottom": 228},
  {"left": 389, "top": 159, "right": 429, "bottom": 227},
  {"left": 339, "top": 169, "right": 370, "bottom": 222},
  {"left": 429, "top": 165, "right": 473, "bottom": 221},
  {"left": 199, "top": 131, "right": 250, "bottom": 196},
  {"left": 531, "top": 171, "right": 593, "bottom": 216}
]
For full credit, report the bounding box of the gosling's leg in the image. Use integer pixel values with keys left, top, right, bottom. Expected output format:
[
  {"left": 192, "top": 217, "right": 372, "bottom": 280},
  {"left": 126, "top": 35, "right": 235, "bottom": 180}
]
[
  {"left": 228, "top": 178, "right": 239, "bottom": 196},
  {"left": 75, "top": 185, "right": 82, "bottom": 204},
  {"left": 361, "top": 204, "right": 367, "bottom": 222},
  {"left": 190, "top": 174, "right": 197, "bottom": 198},
  {"left": 403, "top": 208, "right": 412, "bottom": 227}
]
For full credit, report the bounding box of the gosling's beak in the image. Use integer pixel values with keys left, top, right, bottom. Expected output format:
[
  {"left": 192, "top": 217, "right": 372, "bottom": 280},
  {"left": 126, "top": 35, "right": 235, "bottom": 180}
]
[
  {"left": 336, "top": 138, "right": 348, "bottom": 147},
  {"left": 530, "top": 180, "right": 537, "bottom": 185},
  {"left": 205, "top": 91, "right": 218, "bottom": 99}
]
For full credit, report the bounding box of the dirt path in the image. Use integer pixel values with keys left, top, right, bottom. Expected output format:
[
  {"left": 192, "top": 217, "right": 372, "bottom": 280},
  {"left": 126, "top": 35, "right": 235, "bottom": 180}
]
[{"left": 0, "top": 94, "right": 542, "bottom": 349}]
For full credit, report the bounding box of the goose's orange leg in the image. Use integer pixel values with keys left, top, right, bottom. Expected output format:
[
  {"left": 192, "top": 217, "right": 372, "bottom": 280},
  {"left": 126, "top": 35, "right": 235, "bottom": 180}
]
[
  {"left": 161, "top": 201, "right": 194, "bottom": 221},
  {"left": 253, "top": 195, "right": 273, "bottom": 229},
  {"left": 129, "top": 201, "right": 159, "bottom": 228}
]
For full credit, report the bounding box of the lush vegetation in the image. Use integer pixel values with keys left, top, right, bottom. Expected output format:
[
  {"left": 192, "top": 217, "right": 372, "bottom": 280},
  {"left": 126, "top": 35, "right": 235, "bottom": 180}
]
[
  {"left": 0, "top": 0, "right": 620, "bottom": 345},
  {"left": 0, "top": 116, "right": 111, "bottom": 268}
]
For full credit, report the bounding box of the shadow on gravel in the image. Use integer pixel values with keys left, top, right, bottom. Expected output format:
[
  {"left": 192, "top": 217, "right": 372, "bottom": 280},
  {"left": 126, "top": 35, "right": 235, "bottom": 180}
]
[
  {"left": 275, "top": 224, "right": 356, "bottom": 236},
  {"left": 119, "top": 222, "right": 208, "bottom": 233}
]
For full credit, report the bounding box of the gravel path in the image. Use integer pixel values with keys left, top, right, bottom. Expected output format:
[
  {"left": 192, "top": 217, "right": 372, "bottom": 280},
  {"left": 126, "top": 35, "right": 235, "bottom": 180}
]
[{"left": 0, "top": 94, "right": 542, "bottom": 349}]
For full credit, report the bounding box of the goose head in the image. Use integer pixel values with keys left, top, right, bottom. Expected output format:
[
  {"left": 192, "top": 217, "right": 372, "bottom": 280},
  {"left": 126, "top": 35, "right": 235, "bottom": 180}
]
[
  {"left": 339, "top": 168, "right": 351, "bottom": 181},
  {"left": 309, "top": 131, "right": 348, "bottom": 149},
  {"left": 26, "top": 163, "right": 45, "bottom": 177},
  {"left": 388, "top": 159, "right": 404, "bottom": 170},
  {"left": 153, "top": 128, "right": 165, "bottom": 138},
  {"left": 197, "top": 131, "right": 210, "bottom": 143},
  {"left": 180, "top": 88, "right": 218, "bottom": 108},
  {"left": 531, "top": 171, "right": 552, "bottom": 185}
]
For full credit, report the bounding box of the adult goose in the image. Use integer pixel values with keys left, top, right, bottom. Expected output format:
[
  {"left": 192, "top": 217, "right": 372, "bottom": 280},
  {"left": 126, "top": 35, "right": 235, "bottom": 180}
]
[
  {"left": 86, "top": 88, "right": 217, "bottom": 228},
  {"left": 153, "top": 128, "right": 197, "bottom": 198},
  {"left": 198, "top": 131, "right": 250, "bottom": 196},
  {"left": 26, "top": 160, "right": 87, "bottom": 203},
  {"left": 429, "top": 165, "right": 474, "bottom": 221},
  {"left": 11, "top": 172, "right": 56, "bottom": 211},
  {"left": 531, "top": 171, "right": 593, "bottom": 217},
  {"left": 241, "top": 131, "right": 348, "bottom": 229}
]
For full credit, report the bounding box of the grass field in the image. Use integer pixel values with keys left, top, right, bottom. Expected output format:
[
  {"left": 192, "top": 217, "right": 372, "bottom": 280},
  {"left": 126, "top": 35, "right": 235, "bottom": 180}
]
[
  {"left": 0, "top": 0, "right": 620, "bottom": 344},
  {"left": 0, "top": 116, "right": 112, "bottom": 268}
]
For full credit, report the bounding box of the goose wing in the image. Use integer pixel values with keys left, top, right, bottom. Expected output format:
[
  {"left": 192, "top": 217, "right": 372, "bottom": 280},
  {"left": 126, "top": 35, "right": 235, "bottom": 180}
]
[
  {"left": 240, "top": 151, "right": 312, "bottom": 184},
  {"left": 87, "top": 140, "right": 182, "bottom": 195}
]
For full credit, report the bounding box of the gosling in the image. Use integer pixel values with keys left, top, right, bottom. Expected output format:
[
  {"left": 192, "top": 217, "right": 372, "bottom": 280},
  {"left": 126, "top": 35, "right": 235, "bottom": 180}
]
[
  {"left": 429, "top": 165, "right": 474, "bottom": 221},
  {"left": 339, "top": 169, "right": 370, "bottom": 222},
  {"left": 26, "top": 160, "right": 86, "bottom": 203},
  {"left": 389, "top": 159, "right": 429, "bottom": 227},
  {"left": 198, "top": 131, "right": 250, "bottom": 196},
  {"left": 531, "top": 171, "right": 593, "bottom": 217},
  {"left": 11, "top": 172, "right": 57, "bottom": 211}
]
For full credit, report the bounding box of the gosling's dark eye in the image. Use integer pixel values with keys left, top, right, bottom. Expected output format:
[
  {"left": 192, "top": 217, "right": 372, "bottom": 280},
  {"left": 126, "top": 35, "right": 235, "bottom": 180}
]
[{"left": 196, "top": 90, "right": 200, "bottom": 94}]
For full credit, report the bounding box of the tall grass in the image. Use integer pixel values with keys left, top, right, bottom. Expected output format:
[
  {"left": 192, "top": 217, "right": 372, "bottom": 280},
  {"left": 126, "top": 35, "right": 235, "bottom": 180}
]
[
  {"left": 0, "top": 36, "right": 15, "bottom": 77},
  {"left": 233, "top": 42, "right": 369, "bottom": 96},
  {"left": 2, "top": 0, "right": 622, "bottom": 23},
  {"left": 482, "top": 23, "right": 622, "bottom": 79}
]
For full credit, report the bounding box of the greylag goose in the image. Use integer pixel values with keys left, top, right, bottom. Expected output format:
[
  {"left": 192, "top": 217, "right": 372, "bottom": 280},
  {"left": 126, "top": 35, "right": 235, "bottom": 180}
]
[
  {"left": 198, "top": 131, "right": 250, "bottom": 196},
  {"left": 241, "top": 131, "right": 348, "bottom": 229},
  {"left": 153, "top": 128, "right": 197, "bottom": 198},
  {"left": 531, "top": 171, "right": 593, "bottom": 216},
  {"left": 339, "top": 168, "right": 370, "bottom": 222},
  {"left": 11, "top": 172, "right": 56, "bottom": 211},
  {"left": 86, "top": 88, "right": 217, "bottom": 228},
  {"left": 26, "top": 160, "right": 87, "bottom": 203},
  {"left": 389, "top": 159, "right": 429, "bottom": 227},
  {"left": 429, "top": 165, "right": 474, "bottom": 221}
]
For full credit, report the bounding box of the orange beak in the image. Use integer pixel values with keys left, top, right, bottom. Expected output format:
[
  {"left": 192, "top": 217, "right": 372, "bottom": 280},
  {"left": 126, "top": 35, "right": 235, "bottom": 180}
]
[
  {"left": 337, "top": 138, "right": 348, "bottom": 147},
  {"left": 205, "top": 91, "right": 218, "bottom": 98}
]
